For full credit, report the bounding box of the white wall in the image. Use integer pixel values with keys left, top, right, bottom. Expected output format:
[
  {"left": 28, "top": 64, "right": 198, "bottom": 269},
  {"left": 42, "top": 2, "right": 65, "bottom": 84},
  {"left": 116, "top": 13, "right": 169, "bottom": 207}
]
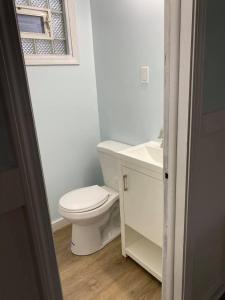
[
  {"left": 27, "top": 0, "right": 101, "bottom": 222},
  {"left": 91, "top": 0, "right": 164, "bottom": 145}
]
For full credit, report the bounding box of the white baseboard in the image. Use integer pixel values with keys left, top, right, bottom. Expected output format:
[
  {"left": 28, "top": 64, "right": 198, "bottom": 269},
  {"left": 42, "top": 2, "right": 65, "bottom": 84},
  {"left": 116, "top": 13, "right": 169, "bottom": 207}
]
[{"left": 52, "top": 217, "right": 70, "bottom": 233}]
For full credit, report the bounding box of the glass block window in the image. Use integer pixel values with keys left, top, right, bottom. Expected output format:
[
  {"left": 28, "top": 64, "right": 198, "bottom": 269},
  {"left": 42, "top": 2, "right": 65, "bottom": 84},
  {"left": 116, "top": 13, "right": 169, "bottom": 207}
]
[{"left": 15, "top": 0, "right": 79, "bottom": 64}]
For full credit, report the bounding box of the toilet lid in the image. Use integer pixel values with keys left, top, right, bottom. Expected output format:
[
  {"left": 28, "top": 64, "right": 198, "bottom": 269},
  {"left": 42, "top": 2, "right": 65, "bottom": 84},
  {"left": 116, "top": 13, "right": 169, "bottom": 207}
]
[{"left": 59, "top": 185, "right": 110, "bottom": 213}]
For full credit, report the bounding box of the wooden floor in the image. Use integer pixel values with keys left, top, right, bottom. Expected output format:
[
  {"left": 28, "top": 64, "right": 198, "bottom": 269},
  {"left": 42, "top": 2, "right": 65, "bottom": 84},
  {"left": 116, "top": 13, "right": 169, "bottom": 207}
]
[{"left": 54, "top": 226, "right": 161, "bottom": 300}]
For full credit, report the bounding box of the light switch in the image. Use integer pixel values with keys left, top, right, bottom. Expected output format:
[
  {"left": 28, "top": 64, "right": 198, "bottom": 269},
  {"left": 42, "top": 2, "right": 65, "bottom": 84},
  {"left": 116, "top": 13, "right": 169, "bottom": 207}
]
[{"left": 140, "top": 65, "right": 150, "bottom": 83}]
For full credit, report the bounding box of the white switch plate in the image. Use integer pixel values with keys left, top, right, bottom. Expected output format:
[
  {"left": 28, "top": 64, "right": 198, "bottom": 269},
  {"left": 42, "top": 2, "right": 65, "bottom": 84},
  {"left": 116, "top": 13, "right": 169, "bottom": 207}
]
[{"left": 140, "top": 65, "right": 150, "bottom": 83}]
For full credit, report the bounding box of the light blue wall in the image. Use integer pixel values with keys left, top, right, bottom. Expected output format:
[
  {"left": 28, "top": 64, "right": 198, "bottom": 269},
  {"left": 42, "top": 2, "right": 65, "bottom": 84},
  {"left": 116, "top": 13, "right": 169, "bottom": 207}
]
[
  {"left": 26, "top": 0, "right": 164, "bottom": 222},
  {"left": 91, "top": 0, "right": 164, "bottom": 145},
  {"left": 27, "top": 0, "right": 102, "bottom": 222}
]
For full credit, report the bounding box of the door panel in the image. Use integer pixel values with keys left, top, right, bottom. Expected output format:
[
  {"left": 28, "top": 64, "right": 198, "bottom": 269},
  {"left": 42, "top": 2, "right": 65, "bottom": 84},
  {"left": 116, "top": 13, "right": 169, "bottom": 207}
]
[
  {"left": 202, "top": 0, "right": 225, "bottom": 114},
  {"left": 0, "top": 169, "right": 24, "bottom": 214},
  {"left": 0, "top": 208, "right": 42, "bottom": 300},
  {"left": 123, "top": 167, "right": 164, "bottom": 247},
  {"left": 0, "top": 81, "right": 43, "bottom": 298},
  {"left": 0, "top": 92, "right": 16, "bottom": 171},
  {"left": 184, "top": 1, "right": 225, "bottom": 299}
]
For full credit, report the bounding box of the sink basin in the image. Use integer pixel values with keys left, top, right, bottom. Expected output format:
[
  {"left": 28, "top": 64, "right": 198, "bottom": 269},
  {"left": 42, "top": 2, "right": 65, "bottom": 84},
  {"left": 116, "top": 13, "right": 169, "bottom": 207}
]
[
  {"left": 146, "top": 141, "right": 163, "bottom": 164},
  {"left": 117, "top": 140, "right": 163, "bottom": 173}
]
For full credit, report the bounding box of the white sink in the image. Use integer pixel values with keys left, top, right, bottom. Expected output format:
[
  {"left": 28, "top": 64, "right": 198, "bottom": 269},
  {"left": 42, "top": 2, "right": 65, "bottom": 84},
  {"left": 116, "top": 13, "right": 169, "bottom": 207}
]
[{"left": 117, "top": 140, "right": 163, "bottom": 173}]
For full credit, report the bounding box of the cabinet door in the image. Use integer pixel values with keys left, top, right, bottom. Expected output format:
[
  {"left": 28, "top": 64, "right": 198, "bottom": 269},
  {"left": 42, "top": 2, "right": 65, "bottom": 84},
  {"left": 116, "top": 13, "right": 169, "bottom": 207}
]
[{"left": 122, "top": 167, "right": 163, "bottom": 247}]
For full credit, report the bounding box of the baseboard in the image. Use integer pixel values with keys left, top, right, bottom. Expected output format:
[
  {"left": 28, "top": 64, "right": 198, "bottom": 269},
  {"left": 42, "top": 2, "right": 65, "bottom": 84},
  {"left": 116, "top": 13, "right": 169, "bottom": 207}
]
[{"left": 52, "top": 217, "right": 70, "bottom": 233}]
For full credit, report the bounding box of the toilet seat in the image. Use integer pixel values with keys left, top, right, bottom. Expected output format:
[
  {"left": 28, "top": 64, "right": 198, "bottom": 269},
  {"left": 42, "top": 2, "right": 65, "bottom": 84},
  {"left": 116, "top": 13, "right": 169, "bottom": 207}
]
[
  {"left": 59, "top": 185, "right": 110, "bottom": 213},
  {"left": 59, "top": 186, "right": 119, "bottom": 222}
]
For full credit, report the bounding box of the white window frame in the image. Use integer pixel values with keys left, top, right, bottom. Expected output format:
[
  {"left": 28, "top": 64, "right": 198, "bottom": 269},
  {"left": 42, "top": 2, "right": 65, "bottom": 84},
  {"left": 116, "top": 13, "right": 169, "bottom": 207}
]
[
  {"left": 17, "top": 6, "right": 53, "bottom": 40},
  {"left": 17, "top": 0, "right": 79, "bottom": 66}
]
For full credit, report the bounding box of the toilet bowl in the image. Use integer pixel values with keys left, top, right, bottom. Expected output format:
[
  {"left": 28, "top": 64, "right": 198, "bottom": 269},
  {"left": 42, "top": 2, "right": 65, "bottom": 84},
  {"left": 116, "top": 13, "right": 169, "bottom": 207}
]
[
  {"left": 58, "top": 140, "right": 130, "bottom": 255},
  {"left": 59, "top": 185, "right": 119, "bottom": 255}
]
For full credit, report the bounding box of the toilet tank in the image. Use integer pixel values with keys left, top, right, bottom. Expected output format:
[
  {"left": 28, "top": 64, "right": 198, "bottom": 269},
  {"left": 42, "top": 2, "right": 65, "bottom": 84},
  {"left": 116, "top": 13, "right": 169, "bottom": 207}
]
[{"left": 97, "top": 141, "right": 130, "bottom": 191}]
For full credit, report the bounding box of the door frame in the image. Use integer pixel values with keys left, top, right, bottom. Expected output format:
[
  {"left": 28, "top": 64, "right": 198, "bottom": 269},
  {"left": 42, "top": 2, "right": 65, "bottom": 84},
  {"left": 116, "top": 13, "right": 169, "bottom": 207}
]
[
  {"left": 163, "top": 0, "right": 196, "bottom": 299},
  {"left": 173, "top": 0, "right": 195, "bottom": 298},
  {"left": 1, "top": 0, "right": 198, "bottom": 298},
  {"left": 163, "top": 0, "right": 181, "bottom": 299}
]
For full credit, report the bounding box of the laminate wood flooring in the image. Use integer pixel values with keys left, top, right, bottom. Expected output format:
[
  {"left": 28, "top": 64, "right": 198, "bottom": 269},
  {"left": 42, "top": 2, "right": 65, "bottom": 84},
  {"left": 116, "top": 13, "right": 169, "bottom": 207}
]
[{"left": 54, "top": 226, "right": 161, "bottom": 300}]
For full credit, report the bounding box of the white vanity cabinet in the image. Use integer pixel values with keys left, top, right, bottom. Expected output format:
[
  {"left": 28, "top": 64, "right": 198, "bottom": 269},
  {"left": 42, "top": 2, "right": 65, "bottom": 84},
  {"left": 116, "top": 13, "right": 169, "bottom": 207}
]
[
  {"left": 122, "top": 166, "right": 164, "bottom": 247},
  {"left": 118, "top": 142, "right": 163, "bottom": 281}
]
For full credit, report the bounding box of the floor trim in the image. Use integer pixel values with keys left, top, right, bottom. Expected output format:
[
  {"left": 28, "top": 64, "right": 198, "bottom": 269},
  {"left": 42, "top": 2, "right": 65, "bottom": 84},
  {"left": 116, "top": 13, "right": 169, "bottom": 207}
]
[{"left": 52, "top": 217, "right": 69, "bottom": 233}]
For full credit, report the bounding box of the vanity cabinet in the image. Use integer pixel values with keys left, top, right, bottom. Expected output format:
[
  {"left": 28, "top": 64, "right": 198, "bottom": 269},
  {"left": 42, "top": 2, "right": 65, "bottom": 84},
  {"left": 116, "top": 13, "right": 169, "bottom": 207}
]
[
  {"left": 118, "top": 155, "right": 163, "bottom": 282},
  {"left": 122, "top": 167, "right": 163, "bottom": 247}
]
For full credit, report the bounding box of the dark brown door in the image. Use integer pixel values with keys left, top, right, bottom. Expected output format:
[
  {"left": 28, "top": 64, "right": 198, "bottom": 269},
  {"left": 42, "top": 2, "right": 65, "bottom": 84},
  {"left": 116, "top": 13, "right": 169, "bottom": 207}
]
[
  {"left": 184, "top": 1, "right": 225, "bottom": 299},
  {"left": 0, "top": 1, "right": 62, "bottom": 299}
]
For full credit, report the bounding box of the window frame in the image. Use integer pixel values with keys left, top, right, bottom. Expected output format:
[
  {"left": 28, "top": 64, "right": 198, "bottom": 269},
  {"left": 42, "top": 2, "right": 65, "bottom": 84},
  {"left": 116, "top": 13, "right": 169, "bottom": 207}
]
[
  {"left": 16, "top": 6, "right": 53, "bottom": 40},
  {"left": 17, "top": 0, "right": 79, "bottom": 66}
]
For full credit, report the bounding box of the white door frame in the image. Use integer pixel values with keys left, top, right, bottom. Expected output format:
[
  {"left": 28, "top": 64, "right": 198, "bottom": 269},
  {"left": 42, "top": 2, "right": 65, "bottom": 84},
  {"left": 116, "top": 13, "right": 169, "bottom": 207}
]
[
  {"left": 174, "top": 0, "right": 196, "bottom": 299},
  {"left": 163, "top": 0, "right": 196, "bottom": 299},
  {"left": 163, "top": 0, "right": 181, "bottom": 299}
]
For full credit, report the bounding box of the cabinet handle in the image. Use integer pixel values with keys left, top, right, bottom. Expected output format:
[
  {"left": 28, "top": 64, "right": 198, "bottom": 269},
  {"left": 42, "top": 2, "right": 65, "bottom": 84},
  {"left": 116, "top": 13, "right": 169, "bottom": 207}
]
[{"left": 123, "top": 175, "right": 128, "bottom": 191}]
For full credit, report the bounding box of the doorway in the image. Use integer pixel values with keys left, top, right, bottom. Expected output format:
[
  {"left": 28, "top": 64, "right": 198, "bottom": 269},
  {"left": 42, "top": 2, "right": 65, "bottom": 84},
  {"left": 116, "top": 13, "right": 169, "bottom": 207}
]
[{"left": 5, "top": 0, "right": 167, "bottom": 299}]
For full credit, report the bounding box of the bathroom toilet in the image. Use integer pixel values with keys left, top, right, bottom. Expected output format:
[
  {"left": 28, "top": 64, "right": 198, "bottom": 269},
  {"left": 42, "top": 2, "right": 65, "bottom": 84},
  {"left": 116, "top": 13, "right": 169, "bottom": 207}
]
[{"left": 58, "top": 140, "right": 130, "bottom": 255}]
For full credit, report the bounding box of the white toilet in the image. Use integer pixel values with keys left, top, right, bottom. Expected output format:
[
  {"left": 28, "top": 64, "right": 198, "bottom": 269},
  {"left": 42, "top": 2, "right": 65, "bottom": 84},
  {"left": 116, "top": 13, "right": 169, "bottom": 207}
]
[{"left": 58, "top": 140, "right": 130, "bottom": 255}]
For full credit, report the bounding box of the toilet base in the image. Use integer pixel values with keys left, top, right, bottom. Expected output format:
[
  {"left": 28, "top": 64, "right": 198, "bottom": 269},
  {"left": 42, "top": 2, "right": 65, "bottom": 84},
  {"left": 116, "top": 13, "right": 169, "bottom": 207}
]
[
  {"left": 71, "top": 201, "right": 121, "bottom": 255},
  {"left": 71, "top": 224, "right": 120, "bottom": 255}
]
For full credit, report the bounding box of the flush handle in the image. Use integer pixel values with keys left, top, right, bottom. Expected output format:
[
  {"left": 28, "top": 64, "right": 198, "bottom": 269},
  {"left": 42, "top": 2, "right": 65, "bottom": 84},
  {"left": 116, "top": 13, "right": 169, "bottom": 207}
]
[{"left": 123, "top": 175, "right": 128, "bottom": 191}]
